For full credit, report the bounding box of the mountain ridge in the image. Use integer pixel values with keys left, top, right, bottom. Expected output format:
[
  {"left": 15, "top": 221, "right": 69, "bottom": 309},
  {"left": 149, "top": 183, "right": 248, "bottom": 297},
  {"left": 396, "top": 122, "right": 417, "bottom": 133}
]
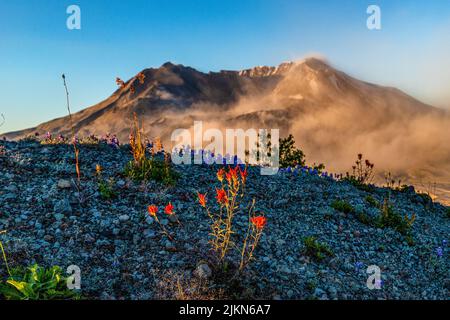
[{"left": 2, "top": 57, "right": 440, "bottom": 141}]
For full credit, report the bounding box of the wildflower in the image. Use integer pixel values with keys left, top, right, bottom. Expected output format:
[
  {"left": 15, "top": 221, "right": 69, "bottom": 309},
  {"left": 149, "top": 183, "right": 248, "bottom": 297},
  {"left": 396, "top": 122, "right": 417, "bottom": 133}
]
[
  {"left": 198, "top": 193, "right": 207, "bottom": 208},
  {"left": 95, "top": 164, "right": 102, "bottom": 175},
  {"left": 164, "top": 202, "right": 174, "bottom": 215},
  {"left": 250, "top": 216, "right": 267, "bottom": 230},
  {"left": 436, "top": 247, "right": 443, "bottom": 258},
  {"left": 226, "top": 166, "right": 239, "bottom": 184},
  {"left": 148, "top": 205, "right": 158, "bottom": 217},
  {"left": 354, "top": 261, "right": 364, "bottom": 270},
  {"left": 239, "top": 166, "right": 248, "bottom": 184},
  {"left": 375, "top": 279, "right": 383, "bottom": 288},
  {"left": 216, "top": 188, "right": 228, "bottom": 205},
  {"left": 443, "top": 240, "right": 447, "bottom": 247},
  {"left": 217, "top": 168, "right": 225, "bottom": 182}
]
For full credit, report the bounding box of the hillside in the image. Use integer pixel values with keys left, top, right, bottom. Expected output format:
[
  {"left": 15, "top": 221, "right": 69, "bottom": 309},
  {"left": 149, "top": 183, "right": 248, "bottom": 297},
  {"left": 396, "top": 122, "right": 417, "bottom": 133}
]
[
  {"left": 3, "top": 58, "right": 450, "bottom": 204},
  {"left": 0, "top": 140, "right": 448, "bottom": 299}
]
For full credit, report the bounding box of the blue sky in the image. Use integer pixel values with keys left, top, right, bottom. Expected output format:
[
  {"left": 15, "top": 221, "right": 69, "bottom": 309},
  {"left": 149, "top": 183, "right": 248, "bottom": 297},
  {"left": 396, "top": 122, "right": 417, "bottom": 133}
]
[{"left": 0, "top": 0, "right": 449, "bottom": 133}]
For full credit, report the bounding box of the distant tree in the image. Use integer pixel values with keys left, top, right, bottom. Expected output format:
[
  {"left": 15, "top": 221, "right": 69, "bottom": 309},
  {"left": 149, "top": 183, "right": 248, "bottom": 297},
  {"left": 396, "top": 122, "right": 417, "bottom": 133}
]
[{"left": 279, "top": 134, "right": 305, "bottom": 168}]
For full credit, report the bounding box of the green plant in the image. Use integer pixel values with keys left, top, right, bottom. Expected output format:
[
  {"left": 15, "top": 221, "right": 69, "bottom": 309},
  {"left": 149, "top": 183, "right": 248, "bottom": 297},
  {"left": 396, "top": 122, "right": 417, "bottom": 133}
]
[
  {"left": 302, "top": 236, "right": 333, "bottom": 261},
  {"left": 124, "top": 113, "right": 178, "bottom": 185},
  {"left": 0, "top": 231, "right": 12, "bottom": 277},
  {"left": 279, "top": 134, "right": 305, "bottom": 168},
  {"left": 98, "top": 178, "right": 117, "bottom": 199},
  {"left": 365, "top": 195, "right": 378, "bottom": 207},
  {"left": 124, "top": 155, "right": 178, "bottom": 185},
  {"left": 417, "top": 192, "right": 433, "bottom": 206},
  {"left": 331, "top": 199, "right": 355, "bottom": 214},
  {"left": 356, "top": 212, "right": 373, "bottom": 225},
  {"left": 375, "top": 198, "right": 415, "bottom": 235},
  {"left": 95, "top": 164, "right": 117, "bottom": 199},
  {"left": 0, "top": 264, "right": 79, "bottom": 300}
]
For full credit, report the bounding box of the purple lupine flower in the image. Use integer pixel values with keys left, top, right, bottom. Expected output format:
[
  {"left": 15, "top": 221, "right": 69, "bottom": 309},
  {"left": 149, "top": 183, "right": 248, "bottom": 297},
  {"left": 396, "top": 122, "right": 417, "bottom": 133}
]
[
  {"left": 375, "top": 279, "right": 383, "bottom": 288},
  {"left": 287, "top": 166, "right": 292, "bottom": 173},
  {"left": 443, "top": 240, "right": 447, "bottom": 247},
  {"left": 436, "top": 247, "right": 443, "bottom": 258},
  {"left": 354, "top": 261, "right": 364, "bottom": 271}
]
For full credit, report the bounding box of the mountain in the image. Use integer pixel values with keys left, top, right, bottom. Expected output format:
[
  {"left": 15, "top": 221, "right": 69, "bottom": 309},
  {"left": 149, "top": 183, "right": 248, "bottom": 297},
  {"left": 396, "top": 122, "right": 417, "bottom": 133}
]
[
  {"left": 3, "top": 58, "right": 441, "bottom": 141},
  {"left": 3, "top": 58, "right": 450, "bottom": 203}
]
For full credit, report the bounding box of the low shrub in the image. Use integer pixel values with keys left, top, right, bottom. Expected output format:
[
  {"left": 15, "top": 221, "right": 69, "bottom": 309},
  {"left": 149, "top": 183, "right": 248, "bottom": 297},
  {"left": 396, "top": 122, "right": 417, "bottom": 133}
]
[
  {"left": 124, "top": 113, "right": 178, "bottom": 185},
  {"left": 374, "top": 198, "right": 415, "bottom": 235},
  {"left": 365, "top": 195, "right": 378, "bottom": 207},
  {"left": 95, "top": 165, "right": 117, "bottom": 200},
  {"left": 124, "top": 156, "right": 178, "bottom": 185},
  {"left": 302, "top": 236, "right": 334, "bottom": 261},
  {"left": 331, "top": 199, "right": 355, "bottom": 214}
]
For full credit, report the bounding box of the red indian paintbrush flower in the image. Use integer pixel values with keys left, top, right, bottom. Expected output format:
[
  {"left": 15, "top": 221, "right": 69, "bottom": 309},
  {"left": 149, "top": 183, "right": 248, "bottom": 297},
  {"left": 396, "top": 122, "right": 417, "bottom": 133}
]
[
  {"left": 250, "top": 216, "right": 267, "bottom": 230},
  {"left": 164, "top": 202, "right": 175, "bottom": 215},
  {"left": 239, "top": 166, "right": 248, "bottom": 184},
  {"left": 217, "top": 168, "right": 225, "bottom": 182},
  {"left": 198, "top": 193, "right": 207, "bottom": 208},
  {"left": 216, "top": 188, "right": 228, "bottom": 205},
  {"left": 148, "top": 205, "right": 158, "bottom": 217}
]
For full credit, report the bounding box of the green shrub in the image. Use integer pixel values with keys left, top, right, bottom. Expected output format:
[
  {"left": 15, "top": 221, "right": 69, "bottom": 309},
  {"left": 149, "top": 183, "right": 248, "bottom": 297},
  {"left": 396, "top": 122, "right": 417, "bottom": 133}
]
[
  {"left": 0, "top": 264, "right": 79, "bottom": 300},
  {"left": 302, "top": 236, "right": 334, "bottom": 261},
  {"left": 356, "top": 212, "right": 373, "bottom": 226},
  {"left": 279, "top": 134, "right": 305, "bottom": 168},
  {"left": 365, "top": 195, "right": 378, "bottom": 207},
  {"left": 374, "top": 198, "right": 415, "bottom": 235},
  {"left": 124, "top": 156, "right": 179, "bottom": 185},
  {"left": 417, "top": 193, "right": 433, "bottom": 205},
  {"left": 125, "top": 113, "right": 178, "bottom": 186},
  {"left": 98, "top": 178, "right": 117, "bottom": 199},
  {"left": 331, "top": 199, "right": 355, "bottom": 214}
]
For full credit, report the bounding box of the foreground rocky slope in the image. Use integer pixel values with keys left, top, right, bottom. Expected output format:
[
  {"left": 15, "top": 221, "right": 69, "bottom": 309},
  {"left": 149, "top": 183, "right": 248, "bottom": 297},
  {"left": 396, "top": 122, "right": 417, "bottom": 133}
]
[{"left": 0, "top": 140, "right": 448, "bottom": 299}]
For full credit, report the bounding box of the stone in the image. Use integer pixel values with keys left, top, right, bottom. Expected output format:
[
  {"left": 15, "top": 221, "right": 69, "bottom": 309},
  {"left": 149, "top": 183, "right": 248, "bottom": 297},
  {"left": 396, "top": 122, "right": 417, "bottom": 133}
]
[
  {"left": 57, "top": 179, "right": 72, "bottom": 189},
  {"left": 53, "top": 198, "right": 72, "bottom": 215},
  {"left": 119, "top": 214, "right": 130, "bottom": 222},
  {"left": 145, "top": 216, "right": 154, "bottom": 225},
  {"left": 195, "top": 263, "right": 212, "bottom": 279}
]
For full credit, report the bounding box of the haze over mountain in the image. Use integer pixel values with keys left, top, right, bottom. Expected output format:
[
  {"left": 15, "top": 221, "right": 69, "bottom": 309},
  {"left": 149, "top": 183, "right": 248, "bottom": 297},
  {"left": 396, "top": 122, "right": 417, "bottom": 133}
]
[{"left": 3, "top": 58, "right": 450, "bottom": 203}]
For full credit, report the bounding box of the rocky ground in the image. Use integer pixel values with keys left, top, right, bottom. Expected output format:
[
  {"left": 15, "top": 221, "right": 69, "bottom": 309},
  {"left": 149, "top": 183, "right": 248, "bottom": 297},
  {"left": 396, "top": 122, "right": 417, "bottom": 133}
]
[{"left": 0, "top": 140, "right": 448, "bottom": 300}]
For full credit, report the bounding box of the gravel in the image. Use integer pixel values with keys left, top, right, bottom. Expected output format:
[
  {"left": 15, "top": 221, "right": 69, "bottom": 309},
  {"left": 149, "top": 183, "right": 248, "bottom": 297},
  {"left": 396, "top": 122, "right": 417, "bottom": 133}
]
[{"left": 0, "top": 140, "right": 448, "bottom": 300}]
